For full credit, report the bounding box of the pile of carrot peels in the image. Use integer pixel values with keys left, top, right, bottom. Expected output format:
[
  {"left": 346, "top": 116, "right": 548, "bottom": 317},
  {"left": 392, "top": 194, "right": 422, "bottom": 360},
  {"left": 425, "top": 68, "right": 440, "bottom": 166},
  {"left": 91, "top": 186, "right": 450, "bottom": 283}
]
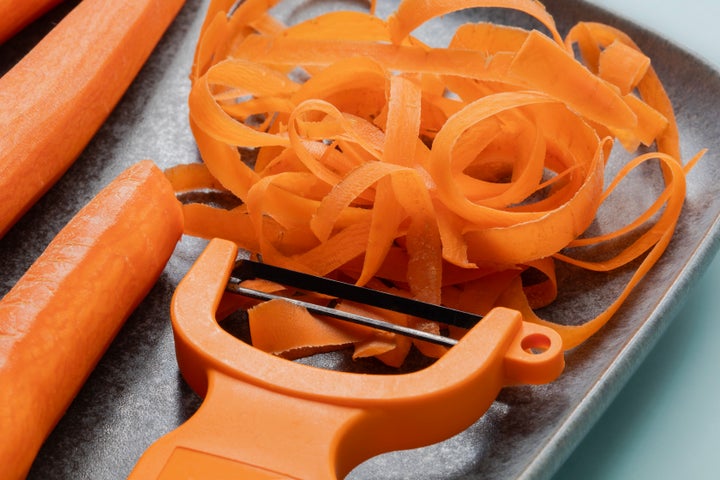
[{"left": 168, "top": 0, "right": 705, "bottom": 366}]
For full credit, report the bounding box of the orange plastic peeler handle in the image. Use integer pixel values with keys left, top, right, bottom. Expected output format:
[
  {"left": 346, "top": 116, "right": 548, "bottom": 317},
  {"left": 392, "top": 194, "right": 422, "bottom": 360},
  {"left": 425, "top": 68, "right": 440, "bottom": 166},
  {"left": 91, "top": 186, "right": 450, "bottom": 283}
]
[{"left": 129, "top": 238, "right": 564, "bottom": 479}]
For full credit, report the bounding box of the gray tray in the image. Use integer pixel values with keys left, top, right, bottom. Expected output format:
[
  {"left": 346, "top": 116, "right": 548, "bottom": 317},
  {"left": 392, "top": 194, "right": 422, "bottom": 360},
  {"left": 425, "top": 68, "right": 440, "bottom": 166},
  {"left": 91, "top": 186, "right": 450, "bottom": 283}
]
[{"left": 2, "top": 0, "right": 719, "bottom": 478}]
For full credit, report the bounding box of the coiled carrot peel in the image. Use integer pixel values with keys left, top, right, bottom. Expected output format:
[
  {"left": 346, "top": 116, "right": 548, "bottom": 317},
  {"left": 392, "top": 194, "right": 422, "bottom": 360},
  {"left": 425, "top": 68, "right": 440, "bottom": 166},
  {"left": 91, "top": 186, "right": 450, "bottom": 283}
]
[{"left": 167, "top": 0, "right": 704, "bottom": 363}]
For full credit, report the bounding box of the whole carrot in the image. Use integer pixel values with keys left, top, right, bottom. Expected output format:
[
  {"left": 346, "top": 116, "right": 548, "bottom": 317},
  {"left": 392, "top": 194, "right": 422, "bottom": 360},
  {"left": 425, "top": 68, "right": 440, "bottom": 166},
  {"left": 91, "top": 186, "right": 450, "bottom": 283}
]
[
  {"left": 0, "top": 0, "right": 186, "bottom": 238},
  {"left": 0, "top": 160, "right": 183, "bottom": 480},
  {"left": 0, "top": 0, "right": 64, "bottom": 45}
]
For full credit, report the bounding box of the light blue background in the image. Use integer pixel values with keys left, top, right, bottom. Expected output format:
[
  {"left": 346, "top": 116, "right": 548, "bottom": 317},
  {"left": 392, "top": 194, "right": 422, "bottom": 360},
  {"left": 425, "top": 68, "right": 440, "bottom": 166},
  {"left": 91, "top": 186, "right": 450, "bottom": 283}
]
[{"left": 554, "top": 2, "right": 720, "bottom": 479}]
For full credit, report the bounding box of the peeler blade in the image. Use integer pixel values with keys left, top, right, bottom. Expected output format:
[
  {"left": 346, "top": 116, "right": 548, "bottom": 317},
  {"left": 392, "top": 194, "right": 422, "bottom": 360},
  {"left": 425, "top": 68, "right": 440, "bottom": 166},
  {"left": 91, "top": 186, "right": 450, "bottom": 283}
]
[{"left": 231, "top": 259, "right": 481, "bottom": 328}]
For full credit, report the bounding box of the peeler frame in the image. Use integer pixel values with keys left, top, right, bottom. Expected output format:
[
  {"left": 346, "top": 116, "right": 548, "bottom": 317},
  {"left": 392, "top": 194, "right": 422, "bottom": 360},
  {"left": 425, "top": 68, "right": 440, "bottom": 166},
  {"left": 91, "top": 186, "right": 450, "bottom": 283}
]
[{"left": 129, "top": 238, "right": 564, "bottom": 479}]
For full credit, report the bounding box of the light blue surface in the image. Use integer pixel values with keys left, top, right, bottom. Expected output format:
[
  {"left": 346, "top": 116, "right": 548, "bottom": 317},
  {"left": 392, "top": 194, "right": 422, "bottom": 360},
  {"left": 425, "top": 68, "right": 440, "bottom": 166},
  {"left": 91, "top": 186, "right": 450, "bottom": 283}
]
[{"left": 554, "top": 2, "right": 720, "bottom": 479}]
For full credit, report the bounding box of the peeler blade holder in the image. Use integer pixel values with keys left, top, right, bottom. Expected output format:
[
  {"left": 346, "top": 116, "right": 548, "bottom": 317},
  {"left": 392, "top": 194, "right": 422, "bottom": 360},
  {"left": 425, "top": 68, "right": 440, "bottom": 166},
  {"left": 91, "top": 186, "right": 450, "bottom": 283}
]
[{"left": 129, "top": 238, "right": 564, "bottom": 479}]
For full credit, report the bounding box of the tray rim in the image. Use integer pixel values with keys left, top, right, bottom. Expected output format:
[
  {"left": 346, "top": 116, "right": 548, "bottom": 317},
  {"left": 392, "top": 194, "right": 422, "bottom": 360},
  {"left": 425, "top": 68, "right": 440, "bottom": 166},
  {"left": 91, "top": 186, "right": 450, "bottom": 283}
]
[
  {"left": 522, "top": 1, "right": 720, "bottom": 477},
  {"left": 4, "top": 0, "right": 720, "bottom": 478}
]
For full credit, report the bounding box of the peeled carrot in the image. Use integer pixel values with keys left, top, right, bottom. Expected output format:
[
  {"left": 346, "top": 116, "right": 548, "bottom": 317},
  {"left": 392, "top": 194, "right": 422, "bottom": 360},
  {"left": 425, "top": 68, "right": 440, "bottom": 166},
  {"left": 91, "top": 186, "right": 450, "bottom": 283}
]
[
  {"left": 0, "top": 160, "right": 183, "bottom": 480},
  {"left": 0, "top": 0, "right": 64, "bottom": 45},
  {"left": 173, "top": 0, "right": 704, "bottom": 363},
  {"left": 0, "top": 0, "right": 186, "bottom": 238}
]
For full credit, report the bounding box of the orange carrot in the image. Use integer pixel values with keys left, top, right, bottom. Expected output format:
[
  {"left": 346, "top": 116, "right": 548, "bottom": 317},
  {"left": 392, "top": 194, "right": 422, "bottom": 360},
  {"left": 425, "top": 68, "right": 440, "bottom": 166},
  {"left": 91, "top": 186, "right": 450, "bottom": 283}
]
[
  {"left": 0, "top": 160, "right": 183, "bottom": 479},
  {"left": 172, "top": 0, "right": 703, "bottom": 362},
  {"left": 0, "top": 0, "right": 64, "bottom": 45},
  {"left": 0, "top": 0, "right": 186, "bottom": 238}
]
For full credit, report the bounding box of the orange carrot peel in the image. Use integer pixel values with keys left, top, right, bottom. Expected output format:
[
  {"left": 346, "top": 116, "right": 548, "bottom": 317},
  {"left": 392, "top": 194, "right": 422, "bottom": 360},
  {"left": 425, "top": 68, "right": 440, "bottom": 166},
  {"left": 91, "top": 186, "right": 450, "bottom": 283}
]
[{"left": 167, "top": 0, "right": 705, "bottom": 363}]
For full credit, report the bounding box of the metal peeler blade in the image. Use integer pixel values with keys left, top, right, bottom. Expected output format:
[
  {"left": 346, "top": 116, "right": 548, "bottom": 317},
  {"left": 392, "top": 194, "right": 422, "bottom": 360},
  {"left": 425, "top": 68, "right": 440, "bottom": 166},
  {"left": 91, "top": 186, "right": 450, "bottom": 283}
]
[{"left": 226, "top": 258, "right": 480, "bottom": 347}]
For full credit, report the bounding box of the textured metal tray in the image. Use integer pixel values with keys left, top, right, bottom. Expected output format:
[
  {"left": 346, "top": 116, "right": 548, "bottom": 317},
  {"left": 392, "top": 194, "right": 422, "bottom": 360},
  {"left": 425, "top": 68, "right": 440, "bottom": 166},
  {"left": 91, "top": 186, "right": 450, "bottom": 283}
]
[{"left": 2, "top": 0, "right": 719, "bottom": 478}]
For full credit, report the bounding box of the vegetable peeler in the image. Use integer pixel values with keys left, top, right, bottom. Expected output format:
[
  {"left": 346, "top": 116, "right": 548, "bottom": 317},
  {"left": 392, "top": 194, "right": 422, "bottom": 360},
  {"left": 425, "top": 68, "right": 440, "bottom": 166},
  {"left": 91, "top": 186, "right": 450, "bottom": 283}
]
[{"left": 129, "top": 238, "right": 565, "bottom": 479}]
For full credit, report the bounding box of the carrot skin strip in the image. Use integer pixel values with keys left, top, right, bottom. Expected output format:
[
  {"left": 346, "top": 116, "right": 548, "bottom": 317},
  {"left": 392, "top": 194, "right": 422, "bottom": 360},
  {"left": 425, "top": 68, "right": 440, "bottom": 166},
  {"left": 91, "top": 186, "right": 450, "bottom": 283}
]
[
  {"left": 388, "top": 0, "right": 563, "bottom": 46},
  {"left": 0, "top": 160, "right": 183, "bottom": 479},
  {"left": 509, "top": 31, "right": 637, "bottom": 130},
  {"left": 189, "top": 117, "right": 261, "bottom": 201},
  {"left": 566, "top": 21, "right": 681, "bottom": 161},
  {"left": 164, "top": 163, "right": 229, "bottom": 193},
  {"left": 359, "top": 177, "right": 407, "bottom": 286},
  {"left": 598, "top": 40, "right": 651, "bottom": 95},
  {"left": 0, "top": 0, "right": 186, "bottom": 238},
  {"left": 248, "top": 298, "right": 371, "bottom": 359},
  {"left": 181, "top": 203, "right": 261, "bottom": 251},
  {"left": 236, "top": 35, "right": 502, "bottom": 80}
]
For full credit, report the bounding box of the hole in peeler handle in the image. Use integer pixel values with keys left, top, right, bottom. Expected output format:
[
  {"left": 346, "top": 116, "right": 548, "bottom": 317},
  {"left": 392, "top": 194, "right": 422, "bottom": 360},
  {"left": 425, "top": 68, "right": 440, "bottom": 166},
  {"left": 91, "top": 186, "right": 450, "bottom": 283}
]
[{"left": 521, "top": 333, "right": 552, "bottom": 355}]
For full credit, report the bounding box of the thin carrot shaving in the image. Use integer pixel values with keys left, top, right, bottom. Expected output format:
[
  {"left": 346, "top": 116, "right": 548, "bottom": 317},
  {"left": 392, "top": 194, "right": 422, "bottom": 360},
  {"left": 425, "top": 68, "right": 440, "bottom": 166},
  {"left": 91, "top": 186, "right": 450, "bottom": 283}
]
[
  {"left": 171, "top": 0, "right": 706, "bottom": 365},
  {"left": 247, "top": 298, "right": 368, "bottom": 360},
  {"left": 598, "top": 40, "right": 651, "bottom": 95},
  {"left": 386, "top": 0, "right": 564, "bottom": 46}
]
